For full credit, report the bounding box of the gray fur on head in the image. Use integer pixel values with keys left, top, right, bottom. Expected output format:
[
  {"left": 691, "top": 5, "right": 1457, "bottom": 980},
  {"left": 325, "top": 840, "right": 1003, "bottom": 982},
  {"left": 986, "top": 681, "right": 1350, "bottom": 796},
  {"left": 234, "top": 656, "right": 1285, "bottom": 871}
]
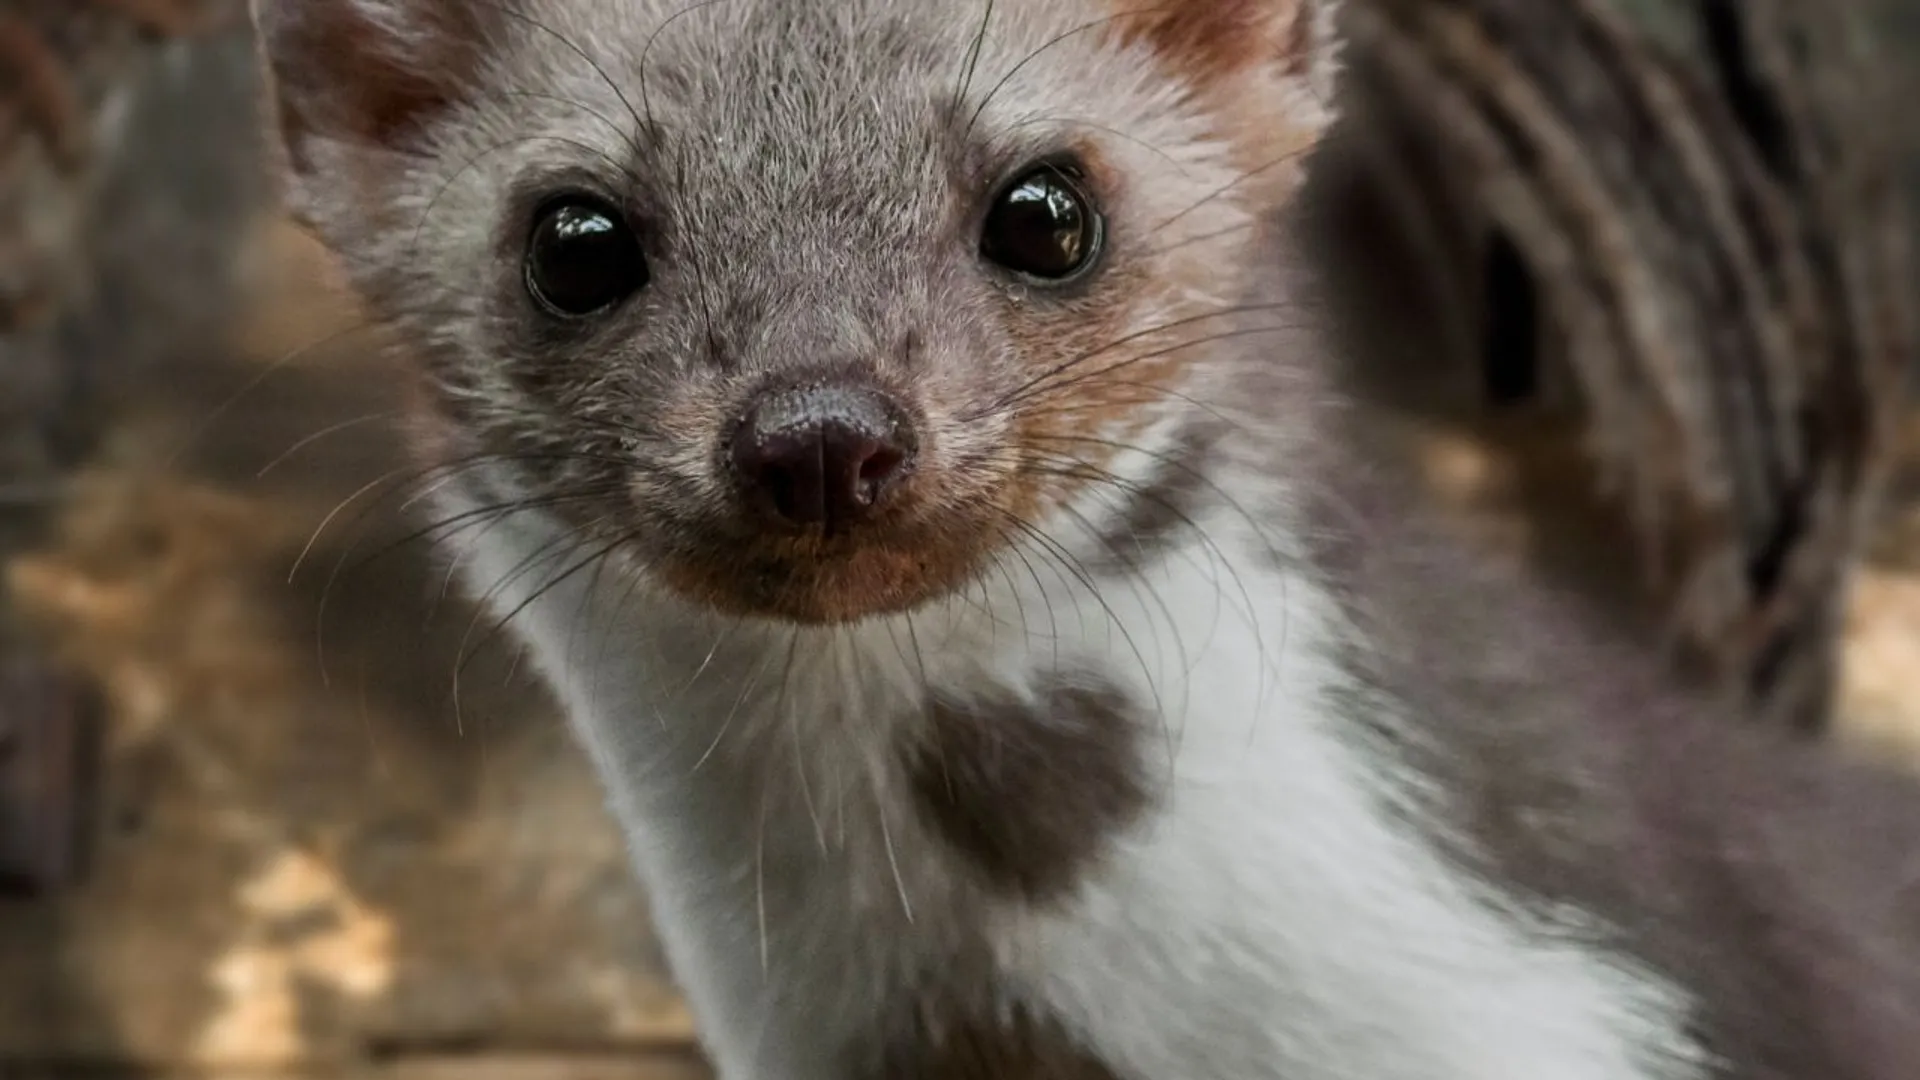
[{"left": 254, "top": 0, "right": 1339, "bottom": 619}]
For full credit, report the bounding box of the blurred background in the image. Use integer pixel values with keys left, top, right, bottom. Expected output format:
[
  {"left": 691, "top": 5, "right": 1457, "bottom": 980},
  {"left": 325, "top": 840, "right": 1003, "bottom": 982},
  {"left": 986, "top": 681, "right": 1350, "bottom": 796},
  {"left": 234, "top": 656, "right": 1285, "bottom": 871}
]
[{"left": 0, "top": 1, "right": 1915, "bottom": 1078}]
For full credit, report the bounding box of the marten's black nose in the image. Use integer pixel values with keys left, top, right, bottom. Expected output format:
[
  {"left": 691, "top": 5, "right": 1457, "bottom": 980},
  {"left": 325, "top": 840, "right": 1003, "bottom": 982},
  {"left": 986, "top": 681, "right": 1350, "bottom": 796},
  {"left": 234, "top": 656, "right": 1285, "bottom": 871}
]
[{"left": 730, "top": 383, "right": 916, "bottom": 530}]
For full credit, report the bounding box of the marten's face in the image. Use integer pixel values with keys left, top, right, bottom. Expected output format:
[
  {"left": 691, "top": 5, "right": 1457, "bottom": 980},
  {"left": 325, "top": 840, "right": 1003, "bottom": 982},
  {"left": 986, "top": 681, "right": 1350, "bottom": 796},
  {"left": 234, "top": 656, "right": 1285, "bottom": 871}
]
[{"left": 260, "top": 0, "right": 1336, "bottom": 624}]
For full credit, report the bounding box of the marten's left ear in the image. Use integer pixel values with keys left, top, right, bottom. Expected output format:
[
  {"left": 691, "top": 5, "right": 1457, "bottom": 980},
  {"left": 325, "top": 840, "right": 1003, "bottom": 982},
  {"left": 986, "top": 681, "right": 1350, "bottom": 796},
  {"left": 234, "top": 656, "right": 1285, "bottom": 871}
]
[
  {"left": 1113, "top": 0, "right": 1340, "bottom": 186},
  {"left": 1117, "top": 0, "right": 1340, "bottom": 101}
]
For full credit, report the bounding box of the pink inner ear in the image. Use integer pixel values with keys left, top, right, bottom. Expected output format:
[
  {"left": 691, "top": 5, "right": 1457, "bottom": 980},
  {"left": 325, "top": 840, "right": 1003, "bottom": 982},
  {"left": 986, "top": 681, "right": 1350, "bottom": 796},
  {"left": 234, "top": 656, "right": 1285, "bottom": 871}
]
[
  {"left": 261, "top": 0, "right": 492, "bottom": 164},
  {"left": 1110, "top": 0, "right": 1310, "bottom": 84}
]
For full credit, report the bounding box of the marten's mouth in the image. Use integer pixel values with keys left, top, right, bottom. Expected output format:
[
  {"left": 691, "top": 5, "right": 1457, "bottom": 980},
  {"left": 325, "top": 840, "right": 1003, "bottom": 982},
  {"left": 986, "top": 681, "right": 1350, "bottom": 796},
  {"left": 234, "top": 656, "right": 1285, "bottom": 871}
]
[{"left": 648, "top": 516, "right": 1002, "bottom": 625}]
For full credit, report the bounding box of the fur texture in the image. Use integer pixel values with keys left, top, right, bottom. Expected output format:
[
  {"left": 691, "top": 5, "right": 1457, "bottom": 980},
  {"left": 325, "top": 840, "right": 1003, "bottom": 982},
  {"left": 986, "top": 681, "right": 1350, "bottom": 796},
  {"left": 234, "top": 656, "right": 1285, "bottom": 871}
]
[{"left": 254, "top": 1, "right": 1920, "bottom": 1077}]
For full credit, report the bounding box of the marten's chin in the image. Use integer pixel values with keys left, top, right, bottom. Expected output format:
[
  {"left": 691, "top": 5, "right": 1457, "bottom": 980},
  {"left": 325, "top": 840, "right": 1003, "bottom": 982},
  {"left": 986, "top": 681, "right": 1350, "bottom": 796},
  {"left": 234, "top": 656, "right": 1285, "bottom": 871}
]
[{"left": 649, "top": 521, "right": 1001, "bottom": 626}]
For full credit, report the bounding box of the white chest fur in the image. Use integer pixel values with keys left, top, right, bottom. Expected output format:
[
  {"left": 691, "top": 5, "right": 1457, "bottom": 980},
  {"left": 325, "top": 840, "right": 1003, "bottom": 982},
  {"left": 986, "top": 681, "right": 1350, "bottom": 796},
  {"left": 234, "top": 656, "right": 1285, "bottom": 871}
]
[{"left": 435, "top": 470, "right": 1707, "bottom": 1080}]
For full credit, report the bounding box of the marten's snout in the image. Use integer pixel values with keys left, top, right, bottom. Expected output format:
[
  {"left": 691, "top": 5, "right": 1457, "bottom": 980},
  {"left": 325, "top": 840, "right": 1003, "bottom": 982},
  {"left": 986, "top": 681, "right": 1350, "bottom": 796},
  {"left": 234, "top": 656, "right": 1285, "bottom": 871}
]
[{"left": 729, "top": 383, "right": 917, "bottom": 532}]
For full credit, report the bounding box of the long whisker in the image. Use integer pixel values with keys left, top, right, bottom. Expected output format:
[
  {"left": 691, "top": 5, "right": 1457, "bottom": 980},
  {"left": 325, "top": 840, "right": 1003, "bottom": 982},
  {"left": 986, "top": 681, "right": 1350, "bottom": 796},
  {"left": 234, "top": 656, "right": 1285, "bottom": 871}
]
[
  {"left": 640, "top": 0, "right": 736, "bottom": 128},
  {"left": 965, "top": 302, "right": 1298, "bottom": 420},
  {"left": 692, "top": 627, "right": 784, "bottom": 773},
  {"left": 1144, "top": 142, "right": 1319, "bottom": 240},
  {"left": 165, "top": 312, "right": 421, "bottom": 469},
  {"left": 997, "top": 323, "right": 1301, "bottom": 419},
  {"left": 470, "top": 0, "right": 649, "bottom": 145},
  {"left": 1021, "top": 452, "right": 1259, "bottom": 648},
  {"left": 448, "top": 524, "right": 611, "bottom": 733},
  {"left": 994, "top": 508, "right": 1168, "bottom": 724},
  {"left": 450, "top": 523, "right": 640, "bottom": 723},
  {"left": 996, "top": 113, "right": 1191, "bottom": 177},
  {"left": 255, "top": 411, "right": 397, "bottom": 478},
  {"left": 1045, "top": 496, "right": 1191, "bottom": 769},
  {"left": 405, "top": 132, "right": 645, "bottom": 265},
  {"left": 963, "top": 5, "right": 1177, "bottom": 139},
  {"left": 948, "top": 0, "right": 997, "bottom": 129}
]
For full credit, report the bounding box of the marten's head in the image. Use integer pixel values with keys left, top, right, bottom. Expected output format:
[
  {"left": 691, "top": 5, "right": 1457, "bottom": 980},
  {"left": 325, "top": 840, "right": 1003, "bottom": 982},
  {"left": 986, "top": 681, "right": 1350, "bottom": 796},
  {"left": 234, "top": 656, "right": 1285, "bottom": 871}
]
[{"left": 258, "top": 0, "right": 1339, "bottom": 623}]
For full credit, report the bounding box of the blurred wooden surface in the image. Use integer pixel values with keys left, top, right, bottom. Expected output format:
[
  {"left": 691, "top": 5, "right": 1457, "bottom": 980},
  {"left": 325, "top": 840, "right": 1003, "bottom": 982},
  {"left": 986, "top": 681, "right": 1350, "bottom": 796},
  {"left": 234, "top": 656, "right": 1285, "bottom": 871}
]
[
  {"left": 1320, "top": 0, "right": 1913, "bottom": 734},
  {"left": 1, "top": 219, "right": 708, "bottom": 1078}
]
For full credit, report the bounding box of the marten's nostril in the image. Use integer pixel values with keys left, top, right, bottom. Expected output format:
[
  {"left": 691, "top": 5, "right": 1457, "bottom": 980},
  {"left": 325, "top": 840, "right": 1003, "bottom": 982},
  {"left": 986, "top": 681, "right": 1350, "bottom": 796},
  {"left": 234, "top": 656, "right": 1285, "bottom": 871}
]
[
  {"left": 730, "top": 384, "right": 916, "bottom": 531},
  {"left": 858, "top": 444, "right": 908, "bottom": 485}
]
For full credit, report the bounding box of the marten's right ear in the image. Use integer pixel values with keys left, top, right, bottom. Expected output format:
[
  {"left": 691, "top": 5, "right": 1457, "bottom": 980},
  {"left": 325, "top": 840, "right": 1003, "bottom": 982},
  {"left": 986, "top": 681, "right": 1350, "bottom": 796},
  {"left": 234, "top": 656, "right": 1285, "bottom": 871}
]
[{"left": 253, "top": 0, "right": 502, "bottom": 192}]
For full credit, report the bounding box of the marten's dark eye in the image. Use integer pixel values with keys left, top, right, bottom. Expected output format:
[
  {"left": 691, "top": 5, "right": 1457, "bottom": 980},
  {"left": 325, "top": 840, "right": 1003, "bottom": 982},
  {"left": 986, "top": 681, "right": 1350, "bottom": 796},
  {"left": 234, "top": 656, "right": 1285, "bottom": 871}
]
[
  {"left": 524, "top": 196, "right": 648, "bottom": 317},
  {"left": 980, "top": 163, "right": 1103, "bottom": 282}
]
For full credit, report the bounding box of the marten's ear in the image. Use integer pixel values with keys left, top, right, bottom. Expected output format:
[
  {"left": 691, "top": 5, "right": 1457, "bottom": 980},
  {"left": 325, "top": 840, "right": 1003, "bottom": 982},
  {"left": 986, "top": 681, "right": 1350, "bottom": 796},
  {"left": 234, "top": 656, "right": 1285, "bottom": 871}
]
[
  {"left": 1113, "top": 0, "right": 1340, "bottom": 187},
  {"left": 1118, "top": 0, "right": 1339, "bottom": 99},
  {"left": 252, "top": 0, "right": 503, "bottom": 176}
]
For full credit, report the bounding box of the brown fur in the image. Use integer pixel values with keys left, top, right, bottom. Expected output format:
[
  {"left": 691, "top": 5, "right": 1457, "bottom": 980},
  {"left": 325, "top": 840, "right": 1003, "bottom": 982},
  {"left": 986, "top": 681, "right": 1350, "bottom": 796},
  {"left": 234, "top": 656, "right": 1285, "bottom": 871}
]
[
  {"left": 651, "top": 526, "right": 997, "bottom": 625},
  {"left": 863, "top": 997, "right": 1121, "bottom": 1080},
  {"left": 1108, "top": 0, "right": 1310, "bottom": 86},
  {"left": 1107, "top": 0, "right": 1331, "bottom": 202},
  {"left": 904, "top": 675, "right": 1154, "bottom": 904}
]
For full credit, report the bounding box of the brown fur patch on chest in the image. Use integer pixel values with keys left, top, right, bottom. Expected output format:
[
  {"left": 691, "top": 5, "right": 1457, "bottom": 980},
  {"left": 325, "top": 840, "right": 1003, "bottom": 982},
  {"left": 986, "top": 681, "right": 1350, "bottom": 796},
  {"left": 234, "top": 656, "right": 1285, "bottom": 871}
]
[
  {"left": 904, "top": 673, "right": 1154, "bottom": 905},
  {"left": 859, "top": 991, "right": 1121, "bottom": 1080}
]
